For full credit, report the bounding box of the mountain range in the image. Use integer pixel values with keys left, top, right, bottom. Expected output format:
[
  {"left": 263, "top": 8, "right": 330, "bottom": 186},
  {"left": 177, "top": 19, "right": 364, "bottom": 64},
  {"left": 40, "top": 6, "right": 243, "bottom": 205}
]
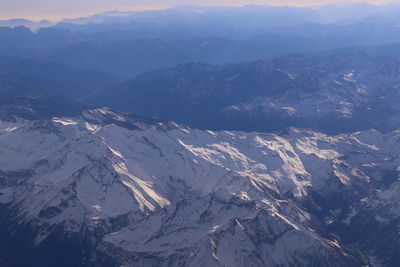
[
  {"left": 91, "top": 52, "right": 400, "bottom": 134},
  {"left": 0, "top": 108, "right": 399, "bottom": 266},
  {"left": 2, "top": 4, "right": 400, "bottom": 78},
  {"left": 1, "top": 47, "right": 400, "bottom": 136},
  {"left": 1, "top": 4, "right": 400, "bottom": 266}
]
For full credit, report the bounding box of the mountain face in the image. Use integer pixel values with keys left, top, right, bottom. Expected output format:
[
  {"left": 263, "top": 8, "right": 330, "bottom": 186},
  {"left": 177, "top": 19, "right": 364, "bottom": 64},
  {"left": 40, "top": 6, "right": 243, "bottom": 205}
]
[
  {"left": 0, "top": 108, "right": 399, "bottom": 266},
  {"left": 91, "top": 53, "right": 400, "bottom": 134}
]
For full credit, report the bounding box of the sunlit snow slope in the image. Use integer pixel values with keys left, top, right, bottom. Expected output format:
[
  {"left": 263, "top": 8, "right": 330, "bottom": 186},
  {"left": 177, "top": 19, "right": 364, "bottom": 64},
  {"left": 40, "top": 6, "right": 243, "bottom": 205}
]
[{"left": 0, "top": 108, "right": 399, "bottom": 266}]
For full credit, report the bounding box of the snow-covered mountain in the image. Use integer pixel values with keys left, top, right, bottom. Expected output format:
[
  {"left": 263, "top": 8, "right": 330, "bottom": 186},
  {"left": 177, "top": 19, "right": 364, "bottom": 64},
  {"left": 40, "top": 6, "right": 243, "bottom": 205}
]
[{"left": 0, "top": 108, "right": 399, "bottom": 266}]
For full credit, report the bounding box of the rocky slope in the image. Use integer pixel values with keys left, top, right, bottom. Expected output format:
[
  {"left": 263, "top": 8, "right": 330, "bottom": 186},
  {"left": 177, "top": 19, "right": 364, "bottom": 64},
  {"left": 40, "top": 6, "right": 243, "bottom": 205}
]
[{"left": 0, "top": 108, "right": 399, "bottom": 266}]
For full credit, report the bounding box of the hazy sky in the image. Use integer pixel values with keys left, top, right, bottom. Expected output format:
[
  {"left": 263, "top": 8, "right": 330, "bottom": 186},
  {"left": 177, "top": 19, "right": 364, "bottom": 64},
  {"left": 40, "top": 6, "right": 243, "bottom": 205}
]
[{"left": 0, "top": 0, "right": 394, "bottom": 20}]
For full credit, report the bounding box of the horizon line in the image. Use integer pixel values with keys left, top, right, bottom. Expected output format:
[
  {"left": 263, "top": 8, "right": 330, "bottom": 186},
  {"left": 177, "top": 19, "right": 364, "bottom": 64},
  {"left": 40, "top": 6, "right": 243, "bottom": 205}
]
[{"left": 0, "top": 1, "right": 395, "bottom": 22}]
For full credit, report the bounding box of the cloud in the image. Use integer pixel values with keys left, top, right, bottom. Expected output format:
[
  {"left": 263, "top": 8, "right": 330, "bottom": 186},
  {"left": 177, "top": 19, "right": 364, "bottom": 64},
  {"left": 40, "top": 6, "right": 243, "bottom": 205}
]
[{"left": 0, "top": 0, "right": 394, "bottom": 20}]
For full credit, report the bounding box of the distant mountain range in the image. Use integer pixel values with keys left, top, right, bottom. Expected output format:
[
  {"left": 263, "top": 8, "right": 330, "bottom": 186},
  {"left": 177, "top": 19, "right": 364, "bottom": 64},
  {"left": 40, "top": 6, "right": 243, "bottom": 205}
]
[
  {"left": 90, "top": 52, "right": 400, "bottom": 134},
  {"left": 0, "top": 19, "right": 53, "bottom": 30},
  {"left": 15, "top": 33, "right": 400, "bottom": 78},
  {"left": 1, "top": 28, "right": 400, "bottom": 79},
  {"left": 2, "top": 50, "right": 400, "bottom": 135},
  {"left": 5, "top": 3, "right": 400, "bottom": 31},
  {"left": 1, "top": 4, "right": 400, "bottom": 78}
]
